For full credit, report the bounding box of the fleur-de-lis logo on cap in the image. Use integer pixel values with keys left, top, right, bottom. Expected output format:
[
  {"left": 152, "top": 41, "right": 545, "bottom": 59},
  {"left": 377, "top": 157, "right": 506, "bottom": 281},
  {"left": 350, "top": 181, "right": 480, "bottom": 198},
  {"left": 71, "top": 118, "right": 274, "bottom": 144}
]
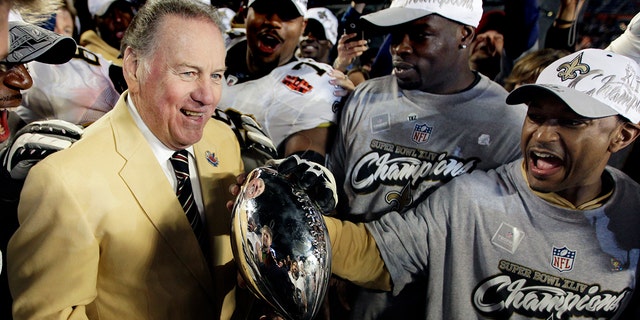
[
  {"left": 556, "top": 52, "right": 590, "bottom": 81},
  {"left": 318, "top": 10, "right": 328, "bottom": 21}
]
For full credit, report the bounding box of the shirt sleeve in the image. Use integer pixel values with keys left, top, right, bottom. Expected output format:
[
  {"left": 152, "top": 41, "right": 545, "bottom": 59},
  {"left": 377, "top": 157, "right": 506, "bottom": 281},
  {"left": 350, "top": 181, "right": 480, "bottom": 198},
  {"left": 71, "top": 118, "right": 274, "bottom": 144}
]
[{"left": 323, "top": 216, "right": 391, "bottom": 291}]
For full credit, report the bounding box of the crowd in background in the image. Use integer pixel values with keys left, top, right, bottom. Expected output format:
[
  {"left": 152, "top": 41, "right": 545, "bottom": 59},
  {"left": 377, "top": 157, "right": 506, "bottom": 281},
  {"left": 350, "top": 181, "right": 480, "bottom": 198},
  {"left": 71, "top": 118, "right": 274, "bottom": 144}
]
[{"left": 26, "top": 1, "right": 640, "bottom": 92}]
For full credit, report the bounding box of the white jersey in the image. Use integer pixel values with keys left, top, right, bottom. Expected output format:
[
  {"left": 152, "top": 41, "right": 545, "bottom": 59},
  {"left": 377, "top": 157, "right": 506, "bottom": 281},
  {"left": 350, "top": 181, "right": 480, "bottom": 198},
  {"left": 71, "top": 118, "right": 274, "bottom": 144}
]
[
  {"left": 18, "top": 46, "right": 120, "bottom": 126},
  {"left": 218, "top": 59, "right": 341, "bottom": 150}
]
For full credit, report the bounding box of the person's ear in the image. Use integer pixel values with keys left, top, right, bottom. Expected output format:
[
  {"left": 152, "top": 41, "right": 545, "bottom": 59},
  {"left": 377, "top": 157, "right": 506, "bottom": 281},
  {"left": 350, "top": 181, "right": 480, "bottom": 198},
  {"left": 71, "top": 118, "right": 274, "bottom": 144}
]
[
  {"left": 610, "top": 122, "right": 640, "bottom": 153},
  {"left": 296, "top": 19, "right": 307, "bottom": 40},
  {"left": 122, "top": 47, "right": 139, "bottom": 92},
  {"left": 460, "top": 25, "right": 475, "bottom": 49}
]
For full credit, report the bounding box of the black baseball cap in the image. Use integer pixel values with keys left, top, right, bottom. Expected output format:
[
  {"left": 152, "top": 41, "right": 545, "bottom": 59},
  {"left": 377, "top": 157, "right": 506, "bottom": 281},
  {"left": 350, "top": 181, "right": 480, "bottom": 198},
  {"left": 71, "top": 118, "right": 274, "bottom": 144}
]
[{"left": 2, "top": 21, "right": 77, "bottom": 65}]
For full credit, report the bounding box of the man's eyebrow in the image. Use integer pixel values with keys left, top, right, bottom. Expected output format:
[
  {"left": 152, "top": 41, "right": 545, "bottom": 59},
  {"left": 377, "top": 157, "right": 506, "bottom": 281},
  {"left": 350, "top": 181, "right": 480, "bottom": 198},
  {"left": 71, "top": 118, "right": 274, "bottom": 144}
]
[{"left": 175, "top": 63, "right": 227, "bottom": 73}]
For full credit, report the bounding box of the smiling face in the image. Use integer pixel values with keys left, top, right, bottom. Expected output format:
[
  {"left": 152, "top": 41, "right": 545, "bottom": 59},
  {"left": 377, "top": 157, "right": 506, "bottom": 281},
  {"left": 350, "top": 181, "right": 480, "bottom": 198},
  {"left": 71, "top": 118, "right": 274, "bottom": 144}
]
[
  {"left": 245, "top": 0, "right": 305, "bottom": 76},
  {"left": 0, "top": 64, "right": 33, "bottom": 142},
  {"left": 123, "top": 15, "right": 226, "bottom": 150},
  {"left": 521, "top": 92, "right": 633, "bottom": 204},
  {"left": 389, "top": 14, "right": 470, "bottom": 93},
  {"left": 298, "top": 19, "right": 331, "bottom": 63}
]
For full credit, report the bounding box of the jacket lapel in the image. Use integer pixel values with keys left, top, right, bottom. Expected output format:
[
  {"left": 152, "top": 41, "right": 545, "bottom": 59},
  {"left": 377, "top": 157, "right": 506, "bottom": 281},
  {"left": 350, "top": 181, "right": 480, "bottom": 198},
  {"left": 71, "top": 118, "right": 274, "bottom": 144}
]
[
  {"left": 193, "top": 134, "right": 234, "bottom": 264},
  {"left": 110, "top": 93, "right": 215, "bottom": 299}
]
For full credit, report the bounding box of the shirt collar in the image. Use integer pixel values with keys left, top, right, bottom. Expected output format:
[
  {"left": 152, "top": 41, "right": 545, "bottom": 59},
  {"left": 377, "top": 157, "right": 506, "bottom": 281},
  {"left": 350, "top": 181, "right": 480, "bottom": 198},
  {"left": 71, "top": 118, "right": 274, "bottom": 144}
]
[
  {"left": 125, "top": 94, "right": 194, "bottom": 163},
  {"left": 520, "top": 162, "right": 613, "bottom": 210}
]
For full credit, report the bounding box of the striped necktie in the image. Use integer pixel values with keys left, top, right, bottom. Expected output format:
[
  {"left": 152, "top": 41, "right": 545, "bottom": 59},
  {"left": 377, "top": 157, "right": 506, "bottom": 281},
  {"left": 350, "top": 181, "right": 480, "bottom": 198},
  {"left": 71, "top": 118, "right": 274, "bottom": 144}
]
[{"left": 170, "top": 150, "right": 208, "bottom": 255}]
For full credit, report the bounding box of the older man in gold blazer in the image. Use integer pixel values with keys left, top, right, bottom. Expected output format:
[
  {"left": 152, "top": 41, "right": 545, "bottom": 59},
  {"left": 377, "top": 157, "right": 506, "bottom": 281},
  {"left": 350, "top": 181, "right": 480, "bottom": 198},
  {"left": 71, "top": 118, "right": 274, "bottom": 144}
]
[{"left": 8, "top": 1, "right": 249, "bottom": 319}]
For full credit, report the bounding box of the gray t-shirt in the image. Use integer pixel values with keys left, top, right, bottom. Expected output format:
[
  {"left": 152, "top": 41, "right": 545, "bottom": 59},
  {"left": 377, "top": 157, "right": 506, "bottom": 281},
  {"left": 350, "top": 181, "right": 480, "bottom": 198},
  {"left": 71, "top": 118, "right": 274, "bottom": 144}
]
[
  {"left": 368, "top": 160, "right": 640, "bottom": 319},
  {"left": 327, "top": 74, "right": 526, "bottom": 222}
]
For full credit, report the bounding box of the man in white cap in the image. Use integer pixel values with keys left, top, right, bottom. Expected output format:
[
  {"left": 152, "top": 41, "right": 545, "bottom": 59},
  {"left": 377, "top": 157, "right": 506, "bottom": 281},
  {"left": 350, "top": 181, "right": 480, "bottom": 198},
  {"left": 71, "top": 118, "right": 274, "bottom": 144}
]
[
  {"left": 325, "top": 0, "right": 526, "bottom": 317},
  {"left": 607, "top": 11, "right": 640, "bottom": 64},
  {"left": 324, "top": 48, "right": 640, "bottom": 319},
  {"left": 0, "top": 20, "right": 79, "bottom": 320},
  {"left": 224, "top": 0, "right": 308, "bottom": 84},
  {"left": 80, "top": 0, "right": 138, "bottom": 65},
  {"left": 219, "top": 0, "right": 343, "bottom": 169},
  {"left": 607, "top": 11, "right": 640, "bottom": 183},
  {"left": 298, "top": 6, "right": 338, "bottom": 64}
]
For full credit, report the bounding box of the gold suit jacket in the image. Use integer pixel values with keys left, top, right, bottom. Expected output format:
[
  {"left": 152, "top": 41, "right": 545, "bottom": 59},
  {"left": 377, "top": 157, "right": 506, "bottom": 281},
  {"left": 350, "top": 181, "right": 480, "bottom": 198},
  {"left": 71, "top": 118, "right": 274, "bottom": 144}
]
[{"left": 8, "top": 92, "right": 249, "bottom": 319}]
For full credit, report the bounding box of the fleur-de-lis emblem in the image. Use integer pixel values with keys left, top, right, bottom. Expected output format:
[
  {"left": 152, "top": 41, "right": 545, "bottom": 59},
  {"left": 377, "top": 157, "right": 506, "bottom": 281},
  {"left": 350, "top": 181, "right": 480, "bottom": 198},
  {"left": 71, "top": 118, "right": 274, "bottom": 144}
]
[
  {"left": 556, "top": 52, "right": 590, "bottom": 81},
  {"left": 385, "top": 182, "right": 412, "bottom": 211},
  {"left": 318, "top": 10, "right": 328, "bottom": 21}
]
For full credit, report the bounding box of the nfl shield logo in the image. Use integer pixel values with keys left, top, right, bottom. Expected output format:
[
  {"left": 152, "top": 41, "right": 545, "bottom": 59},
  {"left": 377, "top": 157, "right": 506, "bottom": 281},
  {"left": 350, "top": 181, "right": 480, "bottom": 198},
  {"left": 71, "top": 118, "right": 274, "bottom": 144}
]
[
  {"left": 551, "top": 246, "right": 576, "bottom": 272},
  {"left": 412, "top": 124, "right": 432, "bottom": 144}
]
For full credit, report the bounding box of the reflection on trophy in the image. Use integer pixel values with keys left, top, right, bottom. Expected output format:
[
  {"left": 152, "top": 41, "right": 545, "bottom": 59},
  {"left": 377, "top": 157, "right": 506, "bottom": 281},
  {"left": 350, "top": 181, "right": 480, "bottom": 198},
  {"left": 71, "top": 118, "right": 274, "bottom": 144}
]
[{"left": 231, "top": 166, "right": 332, "bottom": 320}]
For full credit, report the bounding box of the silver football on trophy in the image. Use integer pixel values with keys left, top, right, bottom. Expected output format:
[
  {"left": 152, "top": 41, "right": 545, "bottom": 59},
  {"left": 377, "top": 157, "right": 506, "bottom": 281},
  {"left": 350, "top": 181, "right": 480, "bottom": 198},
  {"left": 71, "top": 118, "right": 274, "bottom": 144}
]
[{"left": 231, "top": 166, "right": 332, "bottom": 320}]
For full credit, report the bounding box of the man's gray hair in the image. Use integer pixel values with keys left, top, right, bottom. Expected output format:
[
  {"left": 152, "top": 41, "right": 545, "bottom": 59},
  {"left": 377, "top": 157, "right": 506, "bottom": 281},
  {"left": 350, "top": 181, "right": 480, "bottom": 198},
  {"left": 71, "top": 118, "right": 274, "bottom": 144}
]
[{"left": 121, "top": 0, "right": 223, "bottom": 61}]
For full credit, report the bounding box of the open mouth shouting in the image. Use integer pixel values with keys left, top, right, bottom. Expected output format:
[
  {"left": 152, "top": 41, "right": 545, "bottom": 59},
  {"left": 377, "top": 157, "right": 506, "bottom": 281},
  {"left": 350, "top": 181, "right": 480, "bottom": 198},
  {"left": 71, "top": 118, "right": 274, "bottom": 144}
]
[
  {"left": 256, "top": 32, "right": 283, "bottom": 55},
  {"left": 528, "top": 149, "right": 564, "bottom": 178},
  {"left": 0, "top": 94, "right": 23, "bottom": 142},
  {"left": 471, "top": 42, "right": 495, "bottom": 58}
]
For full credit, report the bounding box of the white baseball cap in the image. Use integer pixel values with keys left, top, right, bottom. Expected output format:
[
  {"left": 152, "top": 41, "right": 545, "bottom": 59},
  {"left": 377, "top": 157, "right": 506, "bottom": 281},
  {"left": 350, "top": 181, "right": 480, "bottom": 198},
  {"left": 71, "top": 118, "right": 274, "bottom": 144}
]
[
  {"left": 88, "top": 0, "right": 117, "bottom": 17},
  {"left": 507, "top": 49, "right": 640, "bottom": 124},
  {"left": 305, "top": 7, "right": 338, "bottom": 45},
  {"left": 606, "top": 12, "right": 640, "bottom": 65},
  {"left": 248, "top": 0, "right": 307, "bottom": 17},
  {"left": 89, "top": 0, "right": 138, "bottom": 17},
  {"left": 362, "top": 0, "right": 483, "bottom": 28}
]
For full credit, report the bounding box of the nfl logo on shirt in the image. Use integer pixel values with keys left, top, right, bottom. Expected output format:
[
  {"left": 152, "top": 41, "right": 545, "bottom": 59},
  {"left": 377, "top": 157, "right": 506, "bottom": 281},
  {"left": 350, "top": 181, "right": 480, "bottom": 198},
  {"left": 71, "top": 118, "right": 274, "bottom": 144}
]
[
  {"left": 551, "top": 246, "right": 576, "bottom": 272},
  {"left": 412, "top": 123, "right": 432, "bottom": 144}
]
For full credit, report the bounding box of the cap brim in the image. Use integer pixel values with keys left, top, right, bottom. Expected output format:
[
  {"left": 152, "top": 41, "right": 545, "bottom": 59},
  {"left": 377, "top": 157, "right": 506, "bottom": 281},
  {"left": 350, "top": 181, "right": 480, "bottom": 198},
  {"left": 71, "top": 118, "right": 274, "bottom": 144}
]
[
  {"left": 249, "top": 0, "right": 305, "bottom": 17},
  {"left": 362, "top": 8, "right": 433, "bottom": 27},
  {"left": 507, "top": 84, "right": 620, "bottom": 119},
  {"left": 4, "top": 22, "right": 77, "bottom": 65},
  {"left": 305, "top": 19, "right": 328, "bottom": 40}
]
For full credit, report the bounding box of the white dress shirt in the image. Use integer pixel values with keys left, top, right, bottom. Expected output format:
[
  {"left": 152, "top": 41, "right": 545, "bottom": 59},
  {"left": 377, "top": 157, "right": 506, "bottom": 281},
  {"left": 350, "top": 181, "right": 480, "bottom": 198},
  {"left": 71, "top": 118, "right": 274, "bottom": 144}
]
[{"left": 125, "top": 95, "right": 206, "bottom": 222}]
